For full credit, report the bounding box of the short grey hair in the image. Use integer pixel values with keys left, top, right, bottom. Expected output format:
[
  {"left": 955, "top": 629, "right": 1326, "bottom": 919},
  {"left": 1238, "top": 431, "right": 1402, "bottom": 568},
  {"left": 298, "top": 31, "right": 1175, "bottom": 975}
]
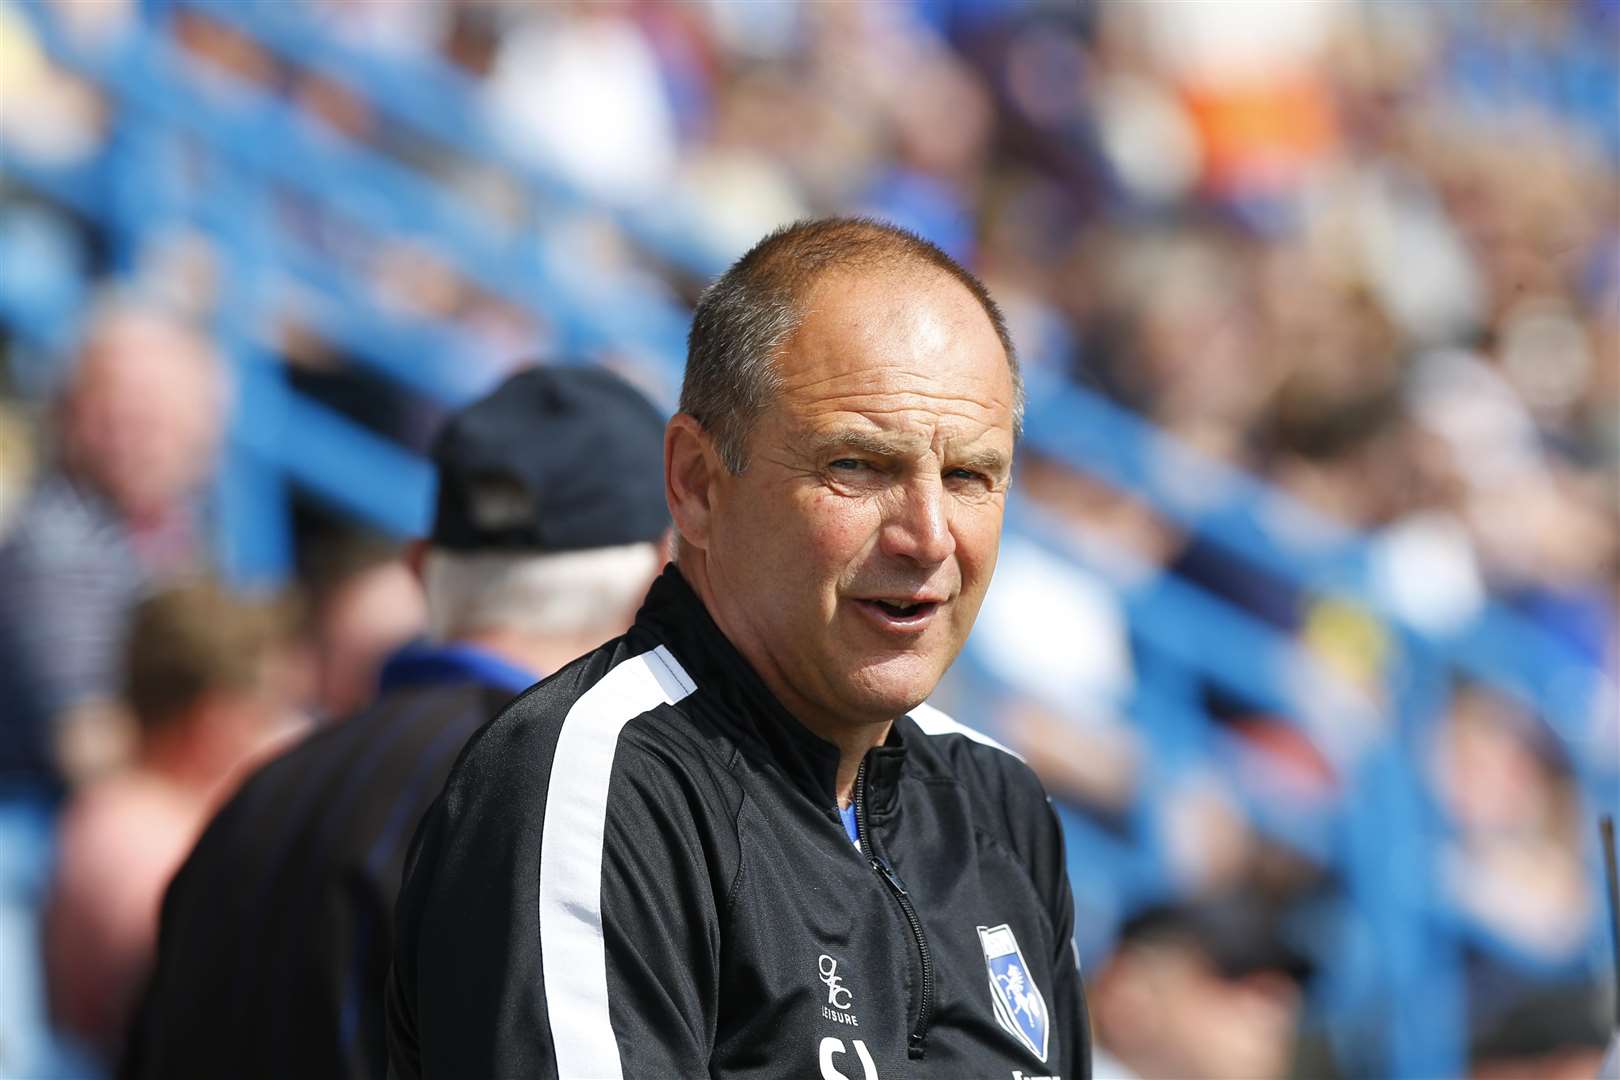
[
  {"left": 680, "top": 217, "right": 1024, "bottom": 474},
  {"left": 422, "top": 542, "right": 663, "bottom": 641}
]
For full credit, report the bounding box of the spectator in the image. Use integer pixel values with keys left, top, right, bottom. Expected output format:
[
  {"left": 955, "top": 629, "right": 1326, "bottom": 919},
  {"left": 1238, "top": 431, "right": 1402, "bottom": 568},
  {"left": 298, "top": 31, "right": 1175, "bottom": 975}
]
[
  {"left": 1432, "top": 684, "right": 1593, "bottom": 966},
  {"left": 0, "top": 294, "right": 226, "bottom": 794},
  {"left": 1467, "top": 982, "right": 1613, "bottom": 1080},
  {"left": 1089, "top": 898, "right": 1311, "bottom": 1080},
  {"left": 298, "top": 529, "right": 427, "bottom": 723},
  {"left": 128, "top": 365, "right": 669, "bottom": 1079},
  {"left": 42, "top": 578, "right": 303, "bottom": 1068},
  {"left": 485, "top": 6, "right": 679, "bottom": 205}
]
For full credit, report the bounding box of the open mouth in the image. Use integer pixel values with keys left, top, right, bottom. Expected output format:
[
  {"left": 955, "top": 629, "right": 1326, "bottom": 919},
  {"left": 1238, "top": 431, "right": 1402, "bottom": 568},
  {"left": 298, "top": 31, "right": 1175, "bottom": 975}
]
[
  {"left": 872, "top": 600, "right": 934, "bottom": 618},
  {"left": 854, "top": 597, "right": 942, "bottom": 631}
]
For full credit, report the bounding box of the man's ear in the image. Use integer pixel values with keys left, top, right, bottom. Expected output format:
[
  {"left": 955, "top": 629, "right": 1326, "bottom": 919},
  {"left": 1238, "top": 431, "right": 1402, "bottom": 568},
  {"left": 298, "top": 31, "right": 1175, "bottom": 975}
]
[{"left": 665, "top": 413, "right": 721, "bottom": 551}]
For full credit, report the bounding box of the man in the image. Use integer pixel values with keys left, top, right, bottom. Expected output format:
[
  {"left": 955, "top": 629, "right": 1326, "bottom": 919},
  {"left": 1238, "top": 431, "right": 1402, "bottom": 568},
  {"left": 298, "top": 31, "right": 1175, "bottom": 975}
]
[
  {"left": 1087, "top": 899, "right": 1310, "bottom": 1080},
  {"left": 44, "top": 579, "right": 303, "bottom": 1066},
  {"left": 127, "top": 366, "right": 670, "bottom": 1079},
  {"left": 298, "top": 530, "right": 428, "bottom": 722},
  {"left": 388, "top": 218, "right": 1093, "bottom": 1079},
  {"left": 0, "top": 294, "right": 225, "bottom": 793}
]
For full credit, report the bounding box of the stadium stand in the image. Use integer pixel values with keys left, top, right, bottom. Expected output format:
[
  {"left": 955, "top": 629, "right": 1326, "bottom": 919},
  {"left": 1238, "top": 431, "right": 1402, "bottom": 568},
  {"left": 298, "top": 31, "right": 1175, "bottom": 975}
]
[{"left": 1, "top": 1, "right": 1614, "bottom": 1076}]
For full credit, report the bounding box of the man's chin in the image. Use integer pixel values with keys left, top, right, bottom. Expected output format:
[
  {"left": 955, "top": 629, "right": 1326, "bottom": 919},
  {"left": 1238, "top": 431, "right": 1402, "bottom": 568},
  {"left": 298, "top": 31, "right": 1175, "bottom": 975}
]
[{"left": 844, "top": 654, "right": 948, "bottom": 720}]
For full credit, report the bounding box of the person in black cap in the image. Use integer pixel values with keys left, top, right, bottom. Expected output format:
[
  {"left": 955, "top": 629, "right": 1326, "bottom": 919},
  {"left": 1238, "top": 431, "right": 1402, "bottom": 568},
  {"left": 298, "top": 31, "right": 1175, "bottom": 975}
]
[{"left": 123, "top": 364, "right": 671, "bottom": 1080}]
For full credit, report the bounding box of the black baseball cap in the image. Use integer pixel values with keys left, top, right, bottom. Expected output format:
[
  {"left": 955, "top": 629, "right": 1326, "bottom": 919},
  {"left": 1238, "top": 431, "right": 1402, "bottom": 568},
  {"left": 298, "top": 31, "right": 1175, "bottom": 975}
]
[{"left": 429, "top": 364, "right": 669, "bottom": 553}]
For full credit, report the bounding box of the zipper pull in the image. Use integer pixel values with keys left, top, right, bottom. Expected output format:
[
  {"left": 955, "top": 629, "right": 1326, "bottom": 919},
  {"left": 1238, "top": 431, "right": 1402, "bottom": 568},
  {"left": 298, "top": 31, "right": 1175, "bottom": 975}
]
[{"left": 871, "top": 854, "right": 908, "bottom": 897}]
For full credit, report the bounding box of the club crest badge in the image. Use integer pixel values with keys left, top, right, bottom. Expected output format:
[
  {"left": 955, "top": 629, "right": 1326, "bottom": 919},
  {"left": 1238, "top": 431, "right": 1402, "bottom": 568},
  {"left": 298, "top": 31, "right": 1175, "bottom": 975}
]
[{"left": 977, "top": 923, "right": 1049, "bottom": 1063}]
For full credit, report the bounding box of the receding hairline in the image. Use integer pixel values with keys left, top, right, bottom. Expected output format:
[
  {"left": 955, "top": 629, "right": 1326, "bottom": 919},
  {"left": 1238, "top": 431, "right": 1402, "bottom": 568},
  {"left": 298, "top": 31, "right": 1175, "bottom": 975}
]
[
  {"left": 798, "top": 255, "right": 1009, "bottom": 332},
  {"left": 745, "top": 224, "right": 1012, "bottom": 354},
  {"left": 723, "top": 245, "right": 1023, "bottom": 424},
  {"left": 680, "top": 217, "right": 1023, "bottom": 474},
  {"left": 767, "top": 259, "right": 1019, "bottom": 419}
]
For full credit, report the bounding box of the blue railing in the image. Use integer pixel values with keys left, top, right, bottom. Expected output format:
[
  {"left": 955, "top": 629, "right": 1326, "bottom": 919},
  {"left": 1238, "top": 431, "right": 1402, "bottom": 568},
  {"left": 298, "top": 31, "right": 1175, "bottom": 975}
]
[{"left": 2, "top": 2, "right": 1612, "bottom": 1076}]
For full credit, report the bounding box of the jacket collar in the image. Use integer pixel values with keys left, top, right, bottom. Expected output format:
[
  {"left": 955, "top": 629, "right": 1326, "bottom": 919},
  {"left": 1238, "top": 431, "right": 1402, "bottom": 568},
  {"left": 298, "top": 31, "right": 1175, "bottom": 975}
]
[
  {"left": 378, "top": 641, "right": 540, "bottom": 697},
  {"left": 634, "top": 564, "right": 864, "bottom": 809}
]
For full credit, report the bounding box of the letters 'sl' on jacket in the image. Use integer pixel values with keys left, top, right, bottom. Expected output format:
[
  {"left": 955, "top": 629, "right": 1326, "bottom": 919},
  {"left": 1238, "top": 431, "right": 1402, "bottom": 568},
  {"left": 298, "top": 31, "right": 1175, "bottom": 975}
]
[{"left": 387, "top": 567, "right": 1092, "bottom": 1080}]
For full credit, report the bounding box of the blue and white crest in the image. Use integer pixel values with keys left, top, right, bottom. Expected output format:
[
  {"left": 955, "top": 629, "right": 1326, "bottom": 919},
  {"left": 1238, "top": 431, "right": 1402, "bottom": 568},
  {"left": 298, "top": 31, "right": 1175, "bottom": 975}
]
[{"left": 977, "top": 923, "right": 1049, "bottom": 1063}]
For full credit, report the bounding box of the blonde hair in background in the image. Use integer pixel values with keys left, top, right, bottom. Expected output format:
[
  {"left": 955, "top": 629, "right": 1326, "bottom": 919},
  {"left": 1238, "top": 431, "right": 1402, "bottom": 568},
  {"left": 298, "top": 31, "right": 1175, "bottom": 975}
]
[{"left": 423, "top": 542, "right": 663, "bottom": 642}]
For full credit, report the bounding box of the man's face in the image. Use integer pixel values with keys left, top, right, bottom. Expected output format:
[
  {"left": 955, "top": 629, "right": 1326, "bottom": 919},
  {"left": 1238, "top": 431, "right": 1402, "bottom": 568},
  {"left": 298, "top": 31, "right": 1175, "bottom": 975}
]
[
  {"left": 702, "top": 267, "right": 1016, "bottom": 731},
  {"left": 67, "top": 314, "right": 224, "bottom": 521}
]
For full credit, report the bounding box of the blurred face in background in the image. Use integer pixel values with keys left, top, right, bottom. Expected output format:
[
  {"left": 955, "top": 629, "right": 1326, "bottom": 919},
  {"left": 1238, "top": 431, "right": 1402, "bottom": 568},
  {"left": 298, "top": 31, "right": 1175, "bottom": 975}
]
[
  {"left": 691, "top": 266, "right": 1016, "bottom": 733},
  {"left": 1095, "top": 939, "right": 1302, "bottom": 1080},
  {"left": 311, "top": 558, "right": 426, "bottom": 720},
  {"left": 65, "top": 308, "right": 225, "bottom": 523}
]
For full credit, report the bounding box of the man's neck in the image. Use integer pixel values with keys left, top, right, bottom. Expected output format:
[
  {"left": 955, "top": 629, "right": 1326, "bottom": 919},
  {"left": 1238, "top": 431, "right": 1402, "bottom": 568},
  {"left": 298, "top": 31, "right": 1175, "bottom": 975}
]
[
  {"left": 675, "top": 554, "right": 891, "bottom": 809},
  {"left": 137, "top": 708, "right": 252, "bottom": 801},
  {"left": 454, "top": 627, "right": 605, "bottom": 681},
  {"left": 828, "top": 720, "right": 892, "bottom": 810}
]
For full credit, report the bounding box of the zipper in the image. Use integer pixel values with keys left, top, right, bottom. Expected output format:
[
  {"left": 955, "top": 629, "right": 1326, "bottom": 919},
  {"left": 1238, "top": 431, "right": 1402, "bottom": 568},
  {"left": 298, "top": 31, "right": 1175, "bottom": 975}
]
[{"left": 852, "top": 758, "right": 933, "bottom": 1059}]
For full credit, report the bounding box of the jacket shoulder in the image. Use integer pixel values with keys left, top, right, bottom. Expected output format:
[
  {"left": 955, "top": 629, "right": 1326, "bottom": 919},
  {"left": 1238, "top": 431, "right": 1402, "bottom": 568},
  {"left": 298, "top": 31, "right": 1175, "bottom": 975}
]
[
  {"left": 437, "top": 637, "right": 698, "bottom": 813},
  {"left": 905, "top": 701, "right": 1031, "bottom": 786},
  {"left": 907, "top": 701, "right": 1023, "bottom": 759},
  {"left": 904, "top": 701, "right": 1057, "bottom": 837}
]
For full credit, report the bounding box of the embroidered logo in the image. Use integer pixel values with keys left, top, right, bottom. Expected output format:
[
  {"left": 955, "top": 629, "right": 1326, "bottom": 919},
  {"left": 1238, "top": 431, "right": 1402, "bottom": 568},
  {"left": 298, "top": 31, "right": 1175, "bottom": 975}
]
[
  {"left": 978, "top": 924, "right": 1050, "bottom": 1063},
  {"left": 818, "top": 954, "right": 859, "bottom": 1027}
]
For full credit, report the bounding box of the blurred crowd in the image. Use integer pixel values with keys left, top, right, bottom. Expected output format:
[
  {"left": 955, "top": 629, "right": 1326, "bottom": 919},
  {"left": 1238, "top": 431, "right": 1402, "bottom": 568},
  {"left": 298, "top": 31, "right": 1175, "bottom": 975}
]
[
  {"left": 0, "top": 300, "right": 430, "bottom": 1073},
  {"left": 1, "top": 0, "right": 1617, "bottom": 1077}
]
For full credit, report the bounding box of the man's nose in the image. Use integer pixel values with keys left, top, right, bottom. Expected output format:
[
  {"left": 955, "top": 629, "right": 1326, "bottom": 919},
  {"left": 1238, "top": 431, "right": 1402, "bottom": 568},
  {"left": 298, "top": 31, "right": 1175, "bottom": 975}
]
[{"left": 881, "top": 475, "right": 955, "bottom": 566}]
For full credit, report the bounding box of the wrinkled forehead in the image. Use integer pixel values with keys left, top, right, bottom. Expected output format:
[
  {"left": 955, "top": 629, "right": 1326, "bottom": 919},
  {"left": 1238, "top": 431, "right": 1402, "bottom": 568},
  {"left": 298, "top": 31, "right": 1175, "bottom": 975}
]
[
  {"left": 779, "top": 266, "right": 1014, "bottom": 401},
  {"left": 799, "top": 262, "right": 1003, "bottom": 343}
]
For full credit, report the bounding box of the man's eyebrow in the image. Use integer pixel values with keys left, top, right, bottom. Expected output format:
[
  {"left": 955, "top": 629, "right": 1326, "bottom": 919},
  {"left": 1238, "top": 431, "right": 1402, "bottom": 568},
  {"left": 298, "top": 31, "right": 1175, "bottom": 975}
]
[
  {"left": 952, "top": 446, "right": 1011, "bottom": 476},
  {"left": 803, "top": 430, "right": 1010, "bottom": 475},
  {"left": 804, "top": 429, "right": 915, "bottom": 458}
]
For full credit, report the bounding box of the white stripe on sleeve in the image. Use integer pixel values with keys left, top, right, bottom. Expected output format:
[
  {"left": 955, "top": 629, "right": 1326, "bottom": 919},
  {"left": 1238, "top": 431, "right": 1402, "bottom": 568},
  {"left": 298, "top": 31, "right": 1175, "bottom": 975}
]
[{"left": 538, "top": 645, "right": 697, "bottom": 1080}]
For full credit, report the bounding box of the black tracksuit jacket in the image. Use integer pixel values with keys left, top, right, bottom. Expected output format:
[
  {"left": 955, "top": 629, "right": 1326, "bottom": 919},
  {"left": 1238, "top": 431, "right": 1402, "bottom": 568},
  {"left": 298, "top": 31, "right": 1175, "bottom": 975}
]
[{"left": 388, "top": 567, "right": 1091, "bottom": 1079}]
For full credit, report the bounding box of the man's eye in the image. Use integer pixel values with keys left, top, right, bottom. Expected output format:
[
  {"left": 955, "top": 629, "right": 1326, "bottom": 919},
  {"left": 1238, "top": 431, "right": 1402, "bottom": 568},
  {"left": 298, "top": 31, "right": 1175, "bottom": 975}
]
[
  {"left": 829, "top": 459, "right": 866, "bottom": 472},
  {"left": 947, "top": 468, "right": 987, "bottom": 484}
]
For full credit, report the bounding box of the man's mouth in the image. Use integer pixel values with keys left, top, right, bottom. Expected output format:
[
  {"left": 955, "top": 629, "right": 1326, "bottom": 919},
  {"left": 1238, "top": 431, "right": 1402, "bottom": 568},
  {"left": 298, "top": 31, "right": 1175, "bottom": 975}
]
[
  {"left": 853, "top": 597, "right": 943, "bottom": 632},
  {"left": 873, "top": 600, "right": 933, "bottom": 617}
]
